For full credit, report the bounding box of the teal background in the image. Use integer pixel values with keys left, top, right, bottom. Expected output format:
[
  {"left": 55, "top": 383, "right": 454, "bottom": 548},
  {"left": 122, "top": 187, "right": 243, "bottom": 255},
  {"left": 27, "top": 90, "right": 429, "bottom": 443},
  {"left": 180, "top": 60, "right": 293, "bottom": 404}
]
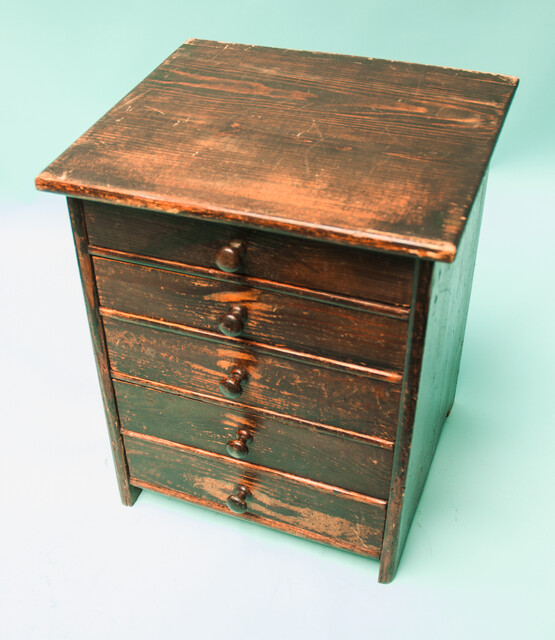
[{"left": 1, "top": 2, "right": 554, "bottom": 638}]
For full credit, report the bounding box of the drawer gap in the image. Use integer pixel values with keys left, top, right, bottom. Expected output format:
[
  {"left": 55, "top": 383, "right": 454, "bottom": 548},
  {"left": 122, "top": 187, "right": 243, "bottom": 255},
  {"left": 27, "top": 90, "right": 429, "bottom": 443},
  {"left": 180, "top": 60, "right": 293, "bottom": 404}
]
[
  {"left": 100, "top": 307, "right": 404, "bottom": 382},
  {"left": 113, "top": 372, "right": 396, "bottom": 450},
  {"left": 124, "top": 430, "right": 387, "bottom": 506},
  {"left": 90, "top": 246, "right": 411, "bottom": 319}
]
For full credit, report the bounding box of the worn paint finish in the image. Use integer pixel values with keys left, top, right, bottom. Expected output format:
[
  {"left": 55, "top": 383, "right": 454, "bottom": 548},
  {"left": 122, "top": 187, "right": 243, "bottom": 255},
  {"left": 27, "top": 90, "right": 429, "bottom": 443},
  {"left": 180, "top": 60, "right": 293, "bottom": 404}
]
[
  {"left": 115, "top": 379, "right": 394, "bottom": 499},
  {"left": 93, "top": 255, "right": 409, "bottom": 370},
  {"left": 124, "top": 433, "right": 386, "bottom": 555},
  {"left": 35, "top": 40, "right": 517, "bottom": 261},
  {"left": 82, "top": 200, "right": 415, "bottom": 308},
  {"left": 36, "top": 41, "right": 517, "bottom": 583},
  {"left": 103, "top": 315, "right": 402, "bottom": 441}
]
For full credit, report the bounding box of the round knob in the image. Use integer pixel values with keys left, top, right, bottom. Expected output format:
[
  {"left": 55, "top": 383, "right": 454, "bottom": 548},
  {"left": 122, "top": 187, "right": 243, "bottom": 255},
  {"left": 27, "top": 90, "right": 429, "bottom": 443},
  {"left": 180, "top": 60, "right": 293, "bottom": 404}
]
[
  {"left": 219, "top": 366, "right": 248, "bottom": 399},
  {"left": 218, "top": 304, "right": 248, "bottom": 337},
  {"left": 226, "top": 428, "right": 253, "bottom": 459},
  {"left": 216, "top": 240, "right": 246, "bottom": 273},
  {"left": 226, "top": 484, "right": 251, "bottom": 514}
]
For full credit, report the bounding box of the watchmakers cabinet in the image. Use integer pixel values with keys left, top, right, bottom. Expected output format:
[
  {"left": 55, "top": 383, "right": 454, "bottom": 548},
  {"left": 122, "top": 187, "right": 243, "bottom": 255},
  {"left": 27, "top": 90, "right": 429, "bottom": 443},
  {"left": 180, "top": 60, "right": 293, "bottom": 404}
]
[{"left": 36, "top": 39, "right": 517, "bottom": 582}]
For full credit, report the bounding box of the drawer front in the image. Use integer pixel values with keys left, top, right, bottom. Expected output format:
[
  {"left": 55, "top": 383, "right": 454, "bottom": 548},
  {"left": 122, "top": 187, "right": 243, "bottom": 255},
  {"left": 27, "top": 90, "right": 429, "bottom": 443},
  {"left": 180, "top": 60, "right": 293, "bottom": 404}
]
[
  {"left": 104, "top": 316, "right": 401, "bottom": 442},
  {"left": 115, "top": 380, "right": 394, "bottom": 499},
  {"left": 124, "top": 434, "right": 386, "bottom": 557},
  {"left": 95, "top": 257, "right": 408, "bottom": 371},
  {"left": 84, "top": 200, "right": 414, "bottom": 307}
]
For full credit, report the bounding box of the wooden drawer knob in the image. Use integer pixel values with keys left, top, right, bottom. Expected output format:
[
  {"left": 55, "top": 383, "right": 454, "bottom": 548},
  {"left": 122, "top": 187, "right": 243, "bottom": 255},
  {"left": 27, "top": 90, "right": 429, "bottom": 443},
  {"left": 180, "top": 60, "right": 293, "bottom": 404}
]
[
  {"left": 218, "top": 304, "right": 247, "bottom": 337},
  {"left": 226, "top": 428, "right": 253, "bottom": 459},
  {"left": 216, "top": 240, "right": 245, "bottom": 273},
  {"left": 219, "top": 366, "right": 248, "bottom": 399},
  {"left": 226, "top": 484, "right": 251, "bottom": 514}
]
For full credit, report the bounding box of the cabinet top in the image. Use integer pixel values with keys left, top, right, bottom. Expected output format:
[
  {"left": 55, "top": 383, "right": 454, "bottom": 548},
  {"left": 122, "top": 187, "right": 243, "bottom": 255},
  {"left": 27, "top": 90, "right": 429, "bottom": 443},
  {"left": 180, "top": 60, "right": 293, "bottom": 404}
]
[{"left": 36, "top": 39, "right": 517, "bottom": 261}]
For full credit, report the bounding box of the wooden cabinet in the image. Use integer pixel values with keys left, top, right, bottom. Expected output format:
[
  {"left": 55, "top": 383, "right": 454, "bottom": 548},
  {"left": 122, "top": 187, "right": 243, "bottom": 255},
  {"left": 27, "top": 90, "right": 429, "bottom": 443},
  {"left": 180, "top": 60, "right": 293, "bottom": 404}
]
[{"left": 35, "top": 39, "right": 517, "bottom": 582}]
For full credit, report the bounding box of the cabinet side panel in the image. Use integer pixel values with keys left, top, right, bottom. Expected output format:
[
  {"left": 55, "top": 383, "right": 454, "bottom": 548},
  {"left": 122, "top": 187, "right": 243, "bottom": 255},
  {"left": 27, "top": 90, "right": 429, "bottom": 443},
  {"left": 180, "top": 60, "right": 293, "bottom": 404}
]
[
  {"left": 67, "top": 197, "right": 141, "bottom": 506},
  {"left": 379, "top": 175, "right": 487, "bottom": 582}
]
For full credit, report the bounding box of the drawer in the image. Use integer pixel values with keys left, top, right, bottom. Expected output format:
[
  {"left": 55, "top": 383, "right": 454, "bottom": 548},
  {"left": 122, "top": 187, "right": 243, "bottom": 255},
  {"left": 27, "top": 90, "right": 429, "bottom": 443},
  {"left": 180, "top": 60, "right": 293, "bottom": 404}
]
[
  {"left": 104, "top": 316, "right": 401, "bottom": 442},
  {"left": 124, "top": 433, "right": 386, "bottom": 557},
  {"left": 84, "top": 200, "right": 414, "bottom": 307},
  {"left": 95, "top": 257, "right": 408, "bottom": 371},
  {"left": 115, "top": 380, "right": 394, "bottom": 499}
]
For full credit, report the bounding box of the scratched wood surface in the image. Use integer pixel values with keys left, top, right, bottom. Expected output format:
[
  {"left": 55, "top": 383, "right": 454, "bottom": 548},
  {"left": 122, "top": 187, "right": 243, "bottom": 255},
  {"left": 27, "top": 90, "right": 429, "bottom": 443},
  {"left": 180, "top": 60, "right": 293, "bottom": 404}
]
[
  {"left": 83, "top": 200, "right": 415, "bottom": 307},
  {"left": 103, "top": 316, "right": 401, "bottom": 441},
  {"left": 115, "top": 380, "right": 394, "bottom": 499},
  {"left": 94, "top": 256, "right": 408, "bottom": 370},
  {"left": 124, "top": 433, "right": 386, "bottom": 556},
  {"left": 36, "top": 39, "right": 517, "bottom": 261}
]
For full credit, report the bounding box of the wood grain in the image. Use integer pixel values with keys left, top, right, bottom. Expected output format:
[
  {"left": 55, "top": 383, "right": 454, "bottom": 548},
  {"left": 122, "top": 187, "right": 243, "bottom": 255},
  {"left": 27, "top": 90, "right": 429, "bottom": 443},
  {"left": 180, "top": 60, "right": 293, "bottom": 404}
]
[
  {"left": 94, "top": 256, "right": 408, "bottom": 370},
  {"left": 83, "top": 200, "right": 415, "bottom": 307},
  {"left": 36, "top": 40, "right": 517, "bottom": 261},
  {"left": 103, "top": 315, "right": 401, "bottom": 440},
  {"left": 115, "top": 380, "right": 394, "bottom": 499},
  {"left": 34, "top": 40, "right": 518, "bottom": 582},
  {"left": 124, "top": 433, "right": 386, "bottom": 556},
  {"left": 379, "top": 177, "right": 487, "bottom": 583}
]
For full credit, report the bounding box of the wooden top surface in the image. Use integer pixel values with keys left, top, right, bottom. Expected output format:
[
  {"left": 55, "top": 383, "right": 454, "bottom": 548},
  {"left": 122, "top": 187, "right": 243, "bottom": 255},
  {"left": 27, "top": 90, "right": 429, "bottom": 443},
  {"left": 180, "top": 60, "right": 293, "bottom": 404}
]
[{"left": 36, "top": 39, "right": 517, "bottom": 261}]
